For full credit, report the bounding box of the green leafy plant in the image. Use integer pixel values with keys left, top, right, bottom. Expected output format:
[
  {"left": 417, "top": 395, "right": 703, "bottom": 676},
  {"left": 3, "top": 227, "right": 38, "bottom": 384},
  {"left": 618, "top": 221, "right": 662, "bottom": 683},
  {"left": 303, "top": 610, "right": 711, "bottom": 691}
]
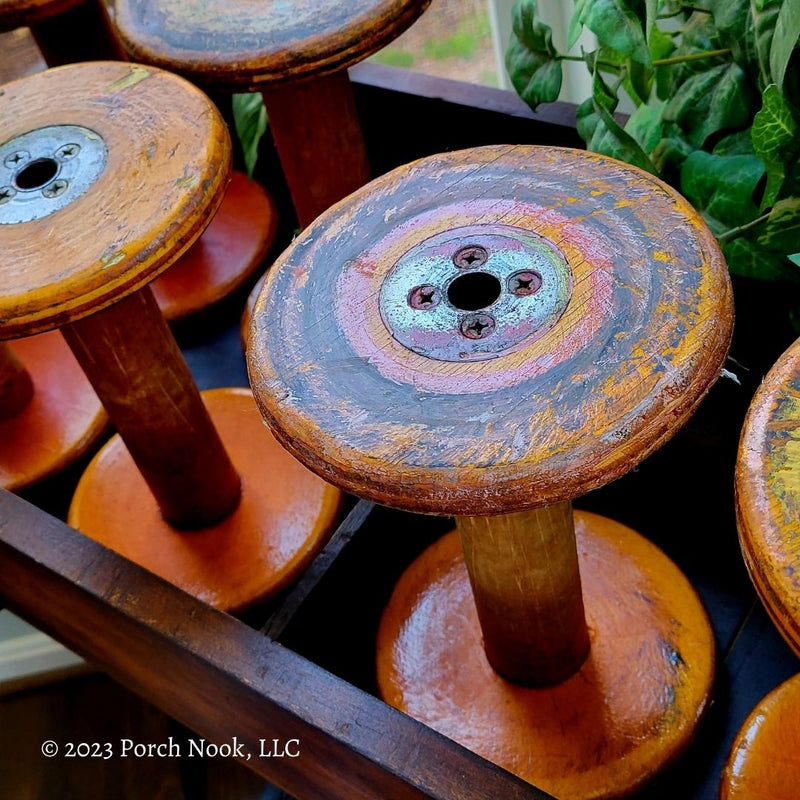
[
  {"left": 506, "top": 0, "right": 800, "bottom": 282},
  {"left": 232, "top": 93, "right": 268, "bottom": 179}
]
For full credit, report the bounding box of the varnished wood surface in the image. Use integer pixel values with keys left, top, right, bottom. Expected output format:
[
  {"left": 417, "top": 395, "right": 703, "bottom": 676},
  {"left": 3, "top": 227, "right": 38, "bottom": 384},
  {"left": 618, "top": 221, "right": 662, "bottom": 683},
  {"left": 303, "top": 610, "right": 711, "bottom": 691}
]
[
  {"left": 69, "top": 388, "right": 342, "bottom": 611},
  {"left": 248, "top": 145, "right": 733, "bottom": 515},
  {"left": 0, "top": 341, "right": 33, "bottom": 421},
  {"left": 736, "top": 335, "right": 800, "bottom": 655},
  {"left": 111, "top": 0, "right": 431, "bottom": 89},
  {"left": 262, "top": 70, "right": 371, "bottom": 228},
  {"left": 0, "top": 331, "right": 106, "bottom": 490},
  {"left": 721, "top": 673, "right": 800, "bottom": 799},
  {"left": 63, "top": 288, "right": 241, "bottom": 530},
  {"left": 457, "top": 503, "right": 589, "bottom": 686},
  {"left": 0, "top": 0, "right": 81, "bottom": 31},
  {"left": 0, "top": 488, "right": 553, "bottom": 800},
  {"left": 378, "top": 512, "right": 715, "bottom": 799},
  {"left": 0, "top": 673, "right": 275, "bottom": 799},
  {"left": 151, "top": 170, "right": 277, "bottom": 322},
  {"left": 0, "top": 61, "right": 230, "bottom": 338}
]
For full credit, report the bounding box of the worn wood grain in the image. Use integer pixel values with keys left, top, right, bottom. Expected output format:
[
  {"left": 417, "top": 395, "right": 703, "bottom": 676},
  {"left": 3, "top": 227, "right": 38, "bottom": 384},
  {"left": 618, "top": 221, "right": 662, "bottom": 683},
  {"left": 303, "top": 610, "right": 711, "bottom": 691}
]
[
  {"left": 0, "top": 488, "right": 554, "bottom": 800},
  {"left": 0, "top": 331, "right": 106, "bottom": 490},
  {"left": 457, "top": 502, "right": 589, "bottom": 686},
  {"left": 261, "top": 70, "right": 372, "bottom": 228},
  {"left": 62, "top": 287, "right": 242, "bottom": 530},
  {"left": 111, "top": 0, "right": 431, "bottom": 89},
  {"left": 378, "top": 512, "right": 715, "bottom": 799},
  {"left": 736, "top": 335, "right": 800, "bottom": 655},
  {"left": 248, "top": 145, "right": 733, "bottom": 515},
  {"left": 0, "top": 62, "right": 231, "bottom": 339}
]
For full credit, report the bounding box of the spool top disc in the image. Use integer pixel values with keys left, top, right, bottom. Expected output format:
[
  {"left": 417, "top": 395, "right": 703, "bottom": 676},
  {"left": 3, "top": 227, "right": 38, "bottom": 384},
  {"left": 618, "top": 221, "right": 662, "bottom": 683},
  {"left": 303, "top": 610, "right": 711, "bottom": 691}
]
[
  {"left": 0, "top": 61, "right": 230, "bottom": 339},
  {"left": 248, "top": 145, "right": 732, "bottom": 516},
  {"left": 111, "top": 0, "right": 432, "bottom": 90},
  {"left": 737, "top": 336, "right": 800, "bottom": 656}
]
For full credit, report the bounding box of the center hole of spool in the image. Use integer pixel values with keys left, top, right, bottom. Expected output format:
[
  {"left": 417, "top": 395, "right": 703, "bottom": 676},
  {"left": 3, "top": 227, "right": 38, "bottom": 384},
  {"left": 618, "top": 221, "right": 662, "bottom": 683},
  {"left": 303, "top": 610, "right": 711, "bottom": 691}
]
[
  {"left": 447, "top": 271, "right": 501, "bottom": 311},
  {"left": 14, "top": 158, "right": 59, "bottom": 190}
]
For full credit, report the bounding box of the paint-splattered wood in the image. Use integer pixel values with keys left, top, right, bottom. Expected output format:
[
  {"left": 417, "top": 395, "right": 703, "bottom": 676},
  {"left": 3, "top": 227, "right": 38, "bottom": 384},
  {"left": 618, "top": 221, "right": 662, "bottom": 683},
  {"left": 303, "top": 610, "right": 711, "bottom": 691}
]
[
  {"left": 247, "top": 145, "right": 733, "bottom": 516},
  {"left": 0, "top": 62, "right": 230, "bottom": 339},
  {"left": 737, "top": 335, "right": 800, "bottom": 656},
  {"left": 721, "top": 673, "right": 800, "bottom": 799},
  {"left": 111, "top": 0, "right": 431, "bottom": 89},
  {"left": 0, "top": 488, "right": 554, "bottom": 800}
]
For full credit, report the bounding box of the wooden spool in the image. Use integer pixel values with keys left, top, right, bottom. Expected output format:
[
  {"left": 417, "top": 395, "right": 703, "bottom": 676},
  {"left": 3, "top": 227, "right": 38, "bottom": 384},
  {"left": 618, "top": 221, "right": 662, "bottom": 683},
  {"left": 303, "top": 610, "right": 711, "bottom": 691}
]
[
  {"left": 0, "top": 62, "right": 340, "bottom": 611},
  {"left": 247, "top": 146, "right": 733, "bottom": 798},
  {"left": 721, "top": 335, "right": 800, "bottom": 796},
  {"left": 0, "top": 4, "right": 277, "bottom": 328},
  {"left": 110, "top": 0, "right": 431, "bottom": 337}
]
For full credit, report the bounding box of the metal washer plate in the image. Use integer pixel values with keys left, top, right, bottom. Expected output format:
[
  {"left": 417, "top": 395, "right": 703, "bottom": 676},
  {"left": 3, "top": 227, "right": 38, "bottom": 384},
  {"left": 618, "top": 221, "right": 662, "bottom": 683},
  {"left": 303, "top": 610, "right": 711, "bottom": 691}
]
[
  {"left": 379, "top": 224, "right": 573, "bottom": 362},
  {"left": 0, "top": 125, "right": 108, "bottom": 224}
]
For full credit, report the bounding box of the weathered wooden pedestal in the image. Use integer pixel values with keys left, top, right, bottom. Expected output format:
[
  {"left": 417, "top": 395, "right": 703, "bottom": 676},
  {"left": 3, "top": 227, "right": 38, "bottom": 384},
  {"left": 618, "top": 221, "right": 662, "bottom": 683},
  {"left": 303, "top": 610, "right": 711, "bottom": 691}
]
[{"left": 248, "top": 145, "right": 734, "bottom": 798}]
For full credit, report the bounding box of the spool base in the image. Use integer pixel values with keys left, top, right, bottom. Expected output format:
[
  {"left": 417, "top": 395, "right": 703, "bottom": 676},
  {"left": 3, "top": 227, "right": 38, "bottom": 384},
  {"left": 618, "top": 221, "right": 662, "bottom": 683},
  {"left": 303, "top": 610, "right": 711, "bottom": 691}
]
[
  {"left": 377, "top": 511, "right": 715, "bottom": 799},
  {"left": 0, "top": 331, "right": 107, "bottom": 491},
  {"left": 721, "top": 673, "right": 800, "bottom": 799},
  {"left": 68, "top": 387, "right": 341, "bottom": 612},
  {"left": 151, "top": 171, "right": 276, "bottom": 323}
]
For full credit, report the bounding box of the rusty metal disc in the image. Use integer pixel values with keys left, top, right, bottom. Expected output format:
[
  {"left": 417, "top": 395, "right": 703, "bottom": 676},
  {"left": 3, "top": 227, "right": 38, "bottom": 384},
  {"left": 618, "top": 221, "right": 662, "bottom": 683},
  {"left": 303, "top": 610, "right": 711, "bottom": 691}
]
[{"left": 248, "top": 145, "right": 732, "bottom": 516}]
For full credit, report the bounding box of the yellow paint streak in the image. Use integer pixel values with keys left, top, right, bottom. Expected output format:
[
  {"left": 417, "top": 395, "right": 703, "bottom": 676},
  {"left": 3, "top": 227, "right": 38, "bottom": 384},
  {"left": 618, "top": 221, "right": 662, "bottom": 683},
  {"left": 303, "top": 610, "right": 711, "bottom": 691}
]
[
  {"left": 100, "top": 250, "right": 126, "bottom": 268},
  {"left": 106, "top": 67, "right": 151, "bottom": 93}
]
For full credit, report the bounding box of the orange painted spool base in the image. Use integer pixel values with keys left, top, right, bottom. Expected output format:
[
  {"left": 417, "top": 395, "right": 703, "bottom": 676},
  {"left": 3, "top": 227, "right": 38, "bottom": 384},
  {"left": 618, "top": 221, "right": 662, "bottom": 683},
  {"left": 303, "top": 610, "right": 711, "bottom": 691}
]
[
  {"left": 150, "top": 171, "right": 277, "bottom": 323},
  {"left": 68, "top": 388, "right": 341, "bottom": 612},
  {"left": 0, "top": 331, "right": 107, "bottom": 491},
  {"left": 377, "top": 511, "right": 715, "bottom": 800},
  {"left": 721, "top": 673, "right": 800, "bottom": 799}
]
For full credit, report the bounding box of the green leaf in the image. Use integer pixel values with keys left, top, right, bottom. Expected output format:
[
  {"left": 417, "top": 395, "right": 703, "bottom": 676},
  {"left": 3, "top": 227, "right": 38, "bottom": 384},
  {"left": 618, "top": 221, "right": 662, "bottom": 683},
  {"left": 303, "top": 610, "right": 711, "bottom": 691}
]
[
  {"left": 663, "top": 62, "right": 753, "bottom": 147},
  {"left": 724, "top": 236, "right": 800, "bottom": 280},
  {"left": 651, "top": 133, "right": 694, "bottom": 173},
  {"left": 752, "top": 84, "right": 800, "bottom": 208},
  {"left": 506, "top": 0, "right": 563, "bottom": 109},
  {"left": 576, "top": 0, "right": 651, "bottom": 65},
  {"left": 568, "top": 0, "right": 589, "bottom": 48},
  {"left": 624, "top": 101, "right": 666, "bottom": 151},
  {"left": 680, "top": 150, "right": 765, "bottom": 232},
  {"left": 758, "top": 197, "right": 800, "bottom": 251},
  {"left": 771, "top": 0, "right": 800, "bottom": 90},
  {"left": 752, "top": 0, "right": 783, "bottom": 88},
  {"left": 713, "top": 129, "right": 756, "bottom": 155},
  {"left": 580, "top": 68, "right": 659, "bottom": 172},
  {"left": 790, "top": 253, "right": 800, "bottom": 266},
  {"left": 232, "top": 93, "right": 267, "bottom": 179}
]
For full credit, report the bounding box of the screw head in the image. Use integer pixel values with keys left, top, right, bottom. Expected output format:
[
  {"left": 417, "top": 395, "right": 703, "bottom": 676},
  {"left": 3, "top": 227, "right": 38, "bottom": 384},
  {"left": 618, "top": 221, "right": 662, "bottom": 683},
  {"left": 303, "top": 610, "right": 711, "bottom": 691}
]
[
  {"left": 42, "top": 179, "right": 68, "bottom": 198},
  {"left": 0, "top": 186, "right": 16, "bottom": 204},
  {"left": 408, "top": 284, "right": 440, "bottom": 310},
  {"left": 508, "top": 270, "right": 543, "bottom": 296},
  {"left": 55, "top": 143, "right": 80, "bottom": 160},
  {"left": 460, "top": 313, "right": 496, "bottom": 340},
  {"left": 453, "top": 245, "right": 488, "bottom": 270},
  {"left": 4, "top": 150, "right": 29, "bottom": 169}
]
